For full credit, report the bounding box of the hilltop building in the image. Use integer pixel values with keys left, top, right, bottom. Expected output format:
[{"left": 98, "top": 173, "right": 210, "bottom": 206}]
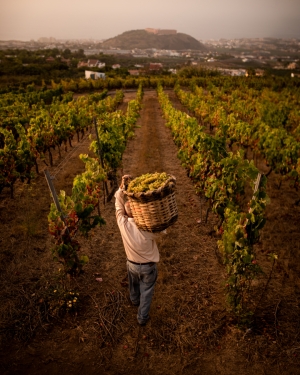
[{"left": 145, "top": 28, "right": 177, "bottom": 36}]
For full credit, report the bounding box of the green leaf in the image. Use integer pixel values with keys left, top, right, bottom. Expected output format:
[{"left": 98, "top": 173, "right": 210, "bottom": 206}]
[{"left": 80, "top": 255, "right": 89, "bottom": 265}]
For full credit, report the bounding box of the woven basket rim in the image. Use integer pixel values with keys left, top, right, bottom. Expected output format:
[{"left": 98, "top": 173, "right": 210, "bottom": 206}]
[{"left": 124, "top": 174, "right": 176, "bottom": 201}]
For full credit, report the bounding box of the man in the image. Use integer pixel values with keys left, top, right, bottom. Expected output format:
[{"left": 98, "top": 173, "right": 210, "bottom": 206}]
[{"left": 114, "top": 175, "right": 159, "bottom": 326}]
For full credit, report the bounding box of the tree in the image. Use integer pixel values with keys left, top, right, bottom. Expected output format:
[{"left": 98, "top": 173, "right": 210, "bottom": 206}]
[
  {"left": 246, "top": 68, "right": 256, "bottom": 77},
  {"left": 63, "top": 48, "right": 72, "bottom": 58},
  {"left": 73, "top": 49, "right": 85, "bottom": 59}
]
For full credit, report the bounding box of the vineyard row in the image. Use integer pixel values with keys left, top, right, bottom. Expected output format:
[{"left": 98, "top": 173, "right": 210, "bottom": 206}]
[{"left": 157, "top": 84, "right": 269, "bottom": 318}]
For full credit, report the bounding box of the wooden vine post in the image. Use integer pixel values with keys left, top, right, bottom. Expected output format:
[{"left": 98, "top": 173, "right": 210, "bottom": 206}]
[
  {"left": 249, "top": 172, "right": 262, "bottom": 213},
  {"left": 93, "top": 117, "right": 109, "bottom": 203},
  {"left": 44, "top": 169, "right": 81, "bottom": 269},
  {"left": 44, "top": 170, "right": 63, "bottom": 217}
]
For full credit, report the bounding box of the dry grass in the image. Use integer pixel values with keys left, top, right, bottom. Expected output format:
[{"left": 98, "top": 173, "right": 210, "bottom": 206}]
[{"left": 0, "top": 91, "right": 300, "bottom": 375}]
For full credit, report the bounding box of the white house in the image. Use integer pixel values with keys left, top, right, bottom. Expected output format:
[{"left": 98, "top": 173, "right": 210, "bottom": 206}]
[
  {"left": 287, "top": 62, "right": 298, "bottom": 70},
  {"left": 85, "top": 71, "right": 106, "bottom": 80},
  {"left": 220, "top": 69, "right": 246, "bottom": 76},
  {"left": 87, "top": 59, "right": 106, "bottom": 68},
  {"left": 128, "top": 70, "right": 140, "bottom": 76},
  {"left": 149, "top": 63, "right": 163, "bottom": 71}
]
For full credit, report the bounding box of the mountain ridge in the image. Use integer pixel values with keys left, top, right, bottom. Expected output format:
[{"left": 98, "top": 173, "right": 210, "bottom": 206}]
[{"left": 101, "top": 29, "right": 207, "bottom": 50}]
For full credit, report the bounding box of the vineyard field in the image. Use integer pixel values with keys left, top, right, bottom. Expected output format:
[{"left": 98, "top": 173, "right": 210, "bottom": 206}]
[{"left": 0, "top": 88, "right": 300, "bottom": 375}]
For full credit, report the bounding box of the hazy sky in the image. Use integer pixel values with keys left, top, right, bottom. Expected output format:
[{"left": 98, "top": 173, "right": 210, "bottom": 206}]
[{"left": 1, "top": 0, "right": 300, "bottom": 41}]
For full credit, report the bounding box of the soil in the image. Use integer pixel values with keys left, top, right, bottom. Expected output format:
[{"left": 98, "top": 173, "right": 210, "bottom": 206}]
[{"left": 0, "top": 90, "right": 300, "bottom": 375}]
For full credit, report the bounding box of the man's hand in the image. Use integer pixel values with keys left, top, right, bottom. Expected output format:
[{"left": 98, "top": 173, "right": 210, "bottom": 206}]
[{"left": 120, "top": 175, "right": 133, "bottom": 190}]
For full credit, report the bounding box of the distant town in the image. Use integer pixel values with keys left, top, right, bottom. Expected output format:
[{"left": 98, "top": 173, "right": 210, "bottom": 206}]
[{"left": 0, "top": 33, "right": 299, "bottom": 77}]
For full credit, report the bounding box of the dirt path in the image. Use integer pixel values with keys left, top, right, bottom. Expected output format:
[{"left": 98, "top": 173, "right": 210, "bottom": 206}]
[{"left": 0, "top": 91, "right": 299, "bottom": 375}]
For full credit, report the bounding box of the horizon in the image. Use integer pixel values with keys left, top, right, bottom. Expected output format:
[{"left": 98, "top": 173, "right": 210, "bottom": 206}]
[
  {"left": 1, "top": 32, "right": 300, "bottom": 43},
  {"left": 1, "top": 0, "right": 300, "bottom": 42}
]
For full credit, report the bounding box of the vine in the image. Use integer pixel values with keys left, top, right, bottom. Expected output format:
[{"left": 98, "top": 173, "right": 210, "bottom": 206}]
[{"left": 157, "top": 84, "right": 269, "bottom": 320}]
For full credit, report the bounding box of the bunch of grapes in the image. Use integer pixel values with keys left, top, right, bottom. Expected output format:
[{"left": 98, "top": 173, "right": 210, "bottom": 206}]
[{"left": 127, "top": 172, "right": 169, "bottom": 193}]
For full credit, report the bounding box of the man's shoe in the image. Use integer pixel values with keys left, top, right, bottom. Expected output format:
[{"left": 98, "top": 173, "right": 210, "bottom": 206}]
[{"left": 138, "top": 316, "right": 150, "bottom": 326}]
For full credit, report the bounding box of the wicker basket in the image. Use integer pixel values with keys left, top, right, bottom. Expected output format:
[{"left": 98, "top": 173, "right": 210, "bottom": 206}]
[{"left": 124, "top": 175, "right": 178, "bottom": 232}]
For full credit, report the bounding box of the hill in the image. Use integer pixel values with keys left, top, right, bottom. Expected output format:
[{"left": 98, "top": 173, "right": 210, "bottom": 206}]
[{"left": 101, "top": 29, "right": 206, "bottom": 50}]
